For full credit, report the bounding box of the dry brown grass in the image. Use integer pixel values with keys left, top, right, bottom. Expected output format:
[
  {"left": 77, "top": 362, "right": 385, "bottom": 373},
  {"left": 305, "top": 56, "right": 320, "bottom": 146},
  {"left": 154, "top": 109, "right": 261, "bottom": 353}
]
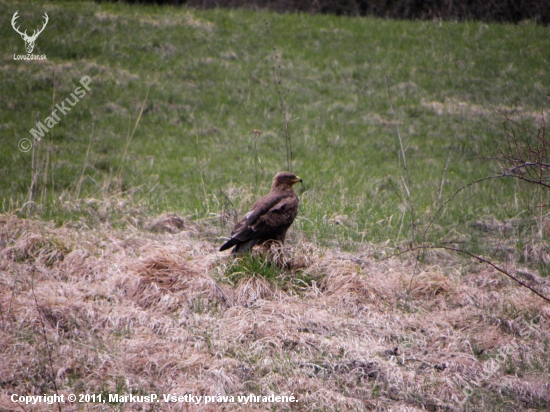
[{"left": 1, "top": 213, "right": 549, "bottom": 411}]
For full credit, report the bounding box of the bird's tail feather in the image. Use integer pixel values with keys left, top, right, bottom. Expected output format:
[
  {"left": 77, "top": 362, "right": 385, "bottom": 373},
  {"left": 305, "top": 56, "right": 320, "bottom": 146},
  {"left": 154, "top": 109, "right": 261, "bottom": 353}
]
[
  {"left": 219, "top": 238, "right": 238, "bottom": 252},
  {"left": 231, "top": 239, "right": 260, "bottom": 254},
  {"left": 220, "top": 238, "right": 261, "bottom": 253}
]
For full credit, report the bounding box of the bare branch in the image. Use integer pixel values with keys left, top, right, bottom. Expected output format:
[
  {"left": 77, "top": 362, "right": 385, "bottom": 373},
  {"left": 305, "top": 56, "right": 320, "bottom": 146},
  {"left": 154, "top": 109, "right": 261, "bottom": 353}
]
[{"left": 394, "top": 245, "right": 550, "bottom": 304}]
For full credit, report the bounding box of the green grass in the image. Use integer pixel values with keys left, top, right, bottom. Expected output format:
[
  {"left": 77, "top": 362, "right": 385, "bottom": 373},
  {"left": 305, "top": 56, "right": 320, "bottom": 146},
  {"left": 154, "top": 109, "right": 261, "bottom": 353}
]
[
  {"left": 223, "top": 254, "right": 284, "bottom": 284},
  {"left": 1, "top": 0, "right": 549, "bottom": 254},
  {"left": 220, "top": 252, "right": 318, "bottom": 292}
]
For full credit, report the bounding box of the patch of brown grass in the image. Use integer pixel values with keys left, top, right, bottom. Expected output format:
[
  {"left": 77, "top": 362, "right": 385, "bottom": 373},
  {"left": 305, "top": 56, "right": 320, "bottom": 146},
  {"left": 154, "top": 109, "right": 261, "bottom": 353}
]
[
  {"left": 129, "top": 248, "right": 231, "bottom": 312},
  {"left": 1, "top": 213, "right": 549, "bottom": 411}
]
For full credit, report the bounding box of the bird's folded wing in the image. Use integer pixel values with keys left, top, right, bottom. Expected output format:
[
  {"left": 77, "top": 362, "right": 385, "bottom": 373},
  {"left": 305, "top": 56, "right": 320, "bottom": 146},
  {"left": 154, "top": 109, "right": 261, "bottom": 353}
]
[
  {"left": 241, "top": 192, "right": 292, "bottom": 226},
  {"left": 230, "top": 193, "right": 297, "bottom": 240},
  {"left": 250, "top": 197, "right": 297, "bottom": 230}
]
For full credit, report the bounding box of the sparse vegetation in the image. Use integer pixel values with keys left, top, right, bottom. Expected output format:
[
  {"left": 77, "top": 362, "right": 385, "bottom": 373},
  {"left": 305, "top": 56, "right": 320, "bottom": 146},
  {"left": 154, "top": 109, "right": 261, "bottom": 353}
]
[{"left": 1, "top": 0, "right": 549, "bottom": 411}]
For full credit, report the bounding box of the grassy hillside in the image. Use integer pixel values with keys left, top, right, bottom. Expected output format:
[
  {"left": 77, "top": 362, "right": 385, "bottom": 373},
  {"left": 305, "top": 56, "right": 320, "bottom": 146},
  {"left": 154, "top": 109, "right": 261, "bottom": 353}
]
[
  {"left": 1, "top": 0, "right": 550, "bottom": 411},
  {"left": 1, "top": 0, "right": 549, "bottom": 249}
]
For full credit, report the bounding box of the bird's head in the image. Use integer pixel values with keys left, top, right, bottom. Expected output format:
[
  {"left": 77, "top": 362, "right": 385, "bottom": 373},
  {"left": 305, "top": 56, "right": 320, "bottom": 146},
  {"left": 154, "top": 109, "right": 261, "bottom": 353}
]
[{"left": 272, "top": 171, "right": 303, "bottom": 191}]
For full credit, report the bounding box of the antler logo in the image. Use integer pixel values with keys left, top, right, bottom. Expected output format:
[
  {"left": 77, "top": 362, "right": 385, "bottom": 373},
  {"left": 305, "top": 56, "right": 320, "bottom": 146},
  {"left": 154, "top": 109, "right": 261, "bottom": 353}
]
[{"left": 11, "top": 10, "right": 49, "bottom": 54}]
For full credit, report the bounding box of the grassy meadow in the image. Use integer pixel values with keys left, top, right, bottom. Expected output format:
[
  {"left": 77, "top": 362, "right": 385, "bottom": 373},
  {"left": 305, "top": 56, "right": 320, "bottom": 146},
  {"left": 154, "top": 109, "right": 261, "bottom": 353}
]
[
  {"left": 1, "top": 0, "right": 548, "bottom": 248},
  {"left": 1, "top": 0, "right": 550, "bottom": 411}
]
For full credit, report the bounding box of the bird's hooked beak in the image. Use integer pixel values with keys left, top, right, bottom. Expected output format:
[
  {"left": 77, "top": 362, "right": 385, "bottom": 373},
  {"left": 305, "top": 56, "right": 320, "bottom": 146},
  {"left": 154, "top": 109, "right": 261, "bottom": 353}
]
[{"left": 291, "top": 176, "right": 303, "bottom": 185}]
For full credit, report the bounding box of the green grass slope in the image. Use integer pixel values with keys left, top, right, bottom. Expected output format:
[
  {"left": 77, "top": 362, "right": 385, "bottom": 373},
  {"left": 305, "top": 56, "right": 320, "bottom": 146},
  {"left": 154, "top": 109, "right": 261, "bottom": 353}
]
[{"left": 1, "top": 0, "right": 549, "bottom": 250}]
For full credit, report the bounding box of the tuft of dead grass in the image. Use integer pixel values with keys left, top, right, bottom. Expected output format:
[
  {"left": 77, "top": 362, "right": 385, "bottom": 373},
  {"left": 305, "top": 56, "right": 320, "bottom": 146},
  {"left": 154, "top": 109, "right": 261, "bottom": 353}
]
[
  {"left": 144, "top": 213, "right": 186, "bottom": 233},
  {"left": 130, "top": 249, "right": 232, "bottom": 312}
]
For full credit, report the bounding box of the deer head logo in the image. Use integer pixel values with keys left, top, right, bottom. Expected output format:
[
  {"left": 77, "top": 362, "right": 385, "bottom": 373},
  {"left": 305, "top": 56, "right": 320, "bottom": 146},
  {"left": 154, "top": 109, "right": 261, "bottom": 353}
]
[{"left": 11, "top": 10, "right": 49, "bottom": 54}]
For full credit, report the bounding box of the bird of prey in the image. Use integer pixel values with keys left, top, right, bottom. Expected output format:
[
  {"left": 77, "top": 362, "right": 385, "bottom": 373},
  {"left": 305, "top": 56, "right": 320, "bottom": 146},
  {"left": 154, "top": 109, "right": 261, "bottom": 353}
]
[{"left": 219, "top": 172, "right": 302, "bottom": 254}]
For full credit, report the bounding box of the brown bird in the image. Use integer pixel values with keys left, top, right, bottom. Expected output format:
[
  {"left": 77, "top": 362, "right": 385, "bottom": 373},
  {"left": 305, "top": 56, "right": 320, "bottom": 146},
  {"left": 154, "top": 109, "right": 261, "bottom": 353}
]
[{"left": 219, "top": 172, "right": 303, "bottom": 254}]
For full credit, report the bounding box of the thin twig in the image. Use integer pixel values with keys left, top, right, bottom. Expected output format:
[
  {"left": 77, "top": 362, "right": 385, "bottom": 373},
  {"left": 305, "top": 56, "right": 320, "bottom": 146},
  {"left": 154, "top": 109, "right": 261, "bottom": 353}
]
[
  {"left": 421, "top": 175, "right": 505, "bottom": 246},
  {"left": 438, "top": 146, "right": 456, "bottom": 203},
  {"left": 50, "top": 66, "right": 57, "bottom": 197},
  {"left": 386, "top": 75, "right": 414, "bottom": 242},
  {"left": 193, "top": 112, "right": 208, "bottom": 202},
  {"left": 395, "top": 245, "right": 550, "bottom": 304},
  {"left": 30, "top": 268, "right": 63, "bottom": 412},
  {"left": 28, "top": 113, "right": 39, "bottom": 211},
  {"left": 265, "top": 19, "right": 292, "bottom": 172},
  {"left": 386, "top": 75, "right": 419, "bottom": 303},
  {"left": 406, "top": 172, "right": 547, "bottom": 298},
  {"left": 117, "top": 86, "right": 150, "bottom": 178},
  {"left": 249, "top": 129, "right": 263, "bottom": 190},
  {"left": 75, "top": 122, "right": 94, "bottom": 199}
]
